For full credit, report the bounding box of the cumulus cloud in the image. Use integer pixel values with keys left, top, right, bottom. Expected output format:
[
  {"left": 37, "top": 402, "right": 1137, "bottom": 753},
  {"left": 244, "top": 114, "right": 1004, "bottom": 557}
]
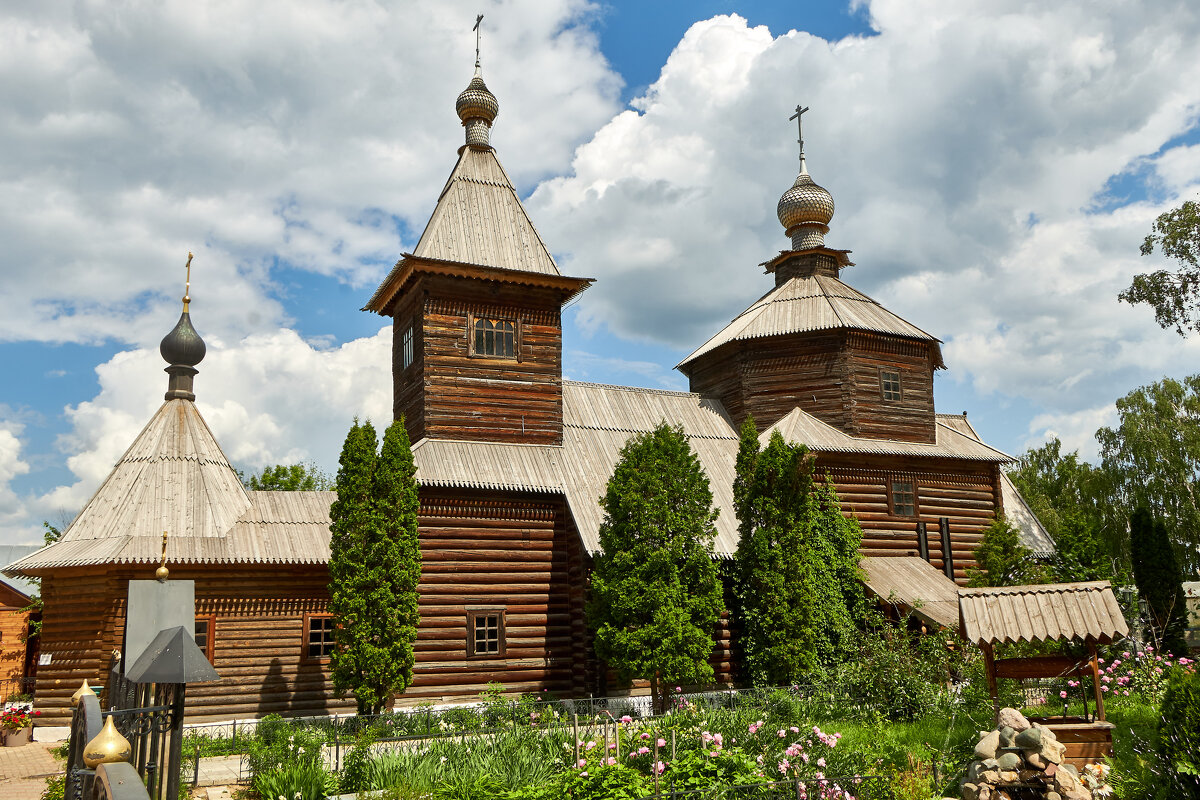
[
  {"left": 0, "top": 418, "right": 32, "bottom": 525},
  {"left": 36, "top": 327, "right": 392, "bottom": 518},
  {"left": 0, "top": 0, "right": 621, "bottom": 347}
]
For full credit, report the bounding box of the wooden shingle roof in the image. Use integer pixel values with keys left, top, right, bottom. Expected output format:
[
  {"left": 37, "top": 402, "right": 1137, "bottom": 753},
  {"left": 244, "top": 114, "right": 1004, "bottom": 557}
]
[
  {"left": 861, "top": 556, "right": 961, "bottom": 630},
  {"left": 958, "top": 581, "right": 1128, "bottom": 646},
  {"left": 678, "top": 274, "right": 944, "bottom": 372}
]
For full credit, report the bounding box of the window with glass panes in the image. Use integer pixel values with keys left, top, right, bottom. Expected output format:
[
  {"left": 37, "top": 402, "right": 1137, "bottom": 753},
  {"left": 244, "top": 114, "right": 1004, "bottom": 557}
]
[
  {"left": 472, "top": 317, "right": 516, "bottom": 358},
  {"left": 194, "top": 615, "right": 215, "bottom": 662},
  {"left": 467, "top": 609, "right": 505, "bottom": 657},
  {"left": 401, "top": 324, "right": 414, "bottom": 369},
  {"left": 890, "top": 479, "right": 916, "bottom": 517},
  {"left": 880, "top": 369, "right": 902, "bottom": 401},
  {"left": 304, "top": 614, "right": 335, "bottom": 660}
]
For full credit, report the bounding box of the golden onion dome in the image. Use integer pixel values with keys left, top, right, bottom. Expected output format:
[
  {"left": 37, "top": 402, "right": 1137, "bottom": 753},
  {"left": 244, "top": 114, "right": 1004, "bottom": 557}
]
[
  {"left": 776, "top": 167, "right": 835, "bottom": 233},
  {"left": 456, "top": 72, "right": 499, "bottom": 125}
]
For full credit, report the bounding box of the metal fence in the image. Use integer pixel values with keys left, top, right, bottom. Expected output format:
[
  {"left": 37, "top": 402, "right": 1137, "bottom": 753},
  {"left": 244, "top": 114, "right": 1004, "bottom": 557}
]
[{"left": 0, "top": 676, "right": 35, "bottom": 704}]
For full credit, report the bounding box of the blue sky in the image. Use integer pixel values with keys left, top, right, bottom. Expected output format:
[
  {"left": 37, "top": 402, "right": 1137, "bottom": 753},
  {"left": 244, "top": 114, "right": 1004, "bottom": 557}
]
[{"left": 2, "top": 0, "right": 1199, "bottom": 544}]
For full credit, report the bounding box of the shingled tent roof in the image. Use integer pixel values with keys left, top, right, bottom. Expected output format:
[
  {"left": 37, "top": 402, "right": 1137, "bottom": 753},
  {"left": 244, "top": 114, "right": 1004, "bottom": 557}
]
[
  {"left": 958, "top": 581, "right": 1128, "bottom": 646},
  {"left": 677, "top": 274, "right": 944, "bottom": 372}
]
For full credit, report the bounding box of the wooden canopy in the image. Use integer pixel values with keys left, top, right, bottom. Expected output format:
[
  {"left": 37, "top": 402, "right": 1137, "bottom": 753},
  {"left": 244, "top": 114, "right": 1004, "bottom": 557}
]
[
  {"left": 860, "top": 556, "right": 960, "bottom": 630},
  {"left": 958, "top": 581, "right": 1128, "bottom": 646}
]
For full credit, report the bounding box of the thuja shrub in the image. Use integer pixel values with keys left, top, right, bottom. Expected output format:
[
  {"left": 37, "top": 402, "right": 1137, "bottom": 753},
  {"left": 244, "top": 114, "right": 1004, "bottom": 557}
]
[{"left": 1158, "top": 666, "right": 1200, "bottom": 798}]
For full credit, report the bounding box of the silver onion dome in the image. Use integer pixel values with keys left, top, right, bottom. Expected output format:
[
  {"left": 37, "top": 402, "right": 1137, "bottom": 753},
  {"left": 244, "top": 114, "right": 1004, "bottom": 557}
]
[
  {"left": 777, "top": 160, "right": 835, "bottom": 250},
  {"left": 456, "top": 68, "right": 499, "bottom": 147}
]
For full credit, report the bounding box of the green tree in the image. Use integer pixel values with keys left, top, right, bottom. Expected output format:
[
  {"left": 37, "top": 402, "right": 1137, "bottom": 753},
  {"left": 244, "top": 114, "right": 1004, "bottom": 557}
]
[
  {"left": 1129, "top": 507, "right": 1189, "bottom": 656},
  {"left": 241, "top": 463, "right": 334, "bottom": 491},
  {"left": 1007, "top": 438, "right": 1122, "bottom": 581},
  {"left": 1097, "top": 375, "right": 1200, "bottom": 575},
  {"left": 967, "top": 515, "right": 1047, "bottom": 587},
  {"left": 587, "top": 422, "right": 725, "bottom": 713},
  {"left": 327, "top": 419, "right": 421, "bottom": 713},
  {"left": 1120, "top": 198, "right": 1200, "bottom": 336},
  {"left": 732, "top": 421, "right": 865, "bottom": 685}
]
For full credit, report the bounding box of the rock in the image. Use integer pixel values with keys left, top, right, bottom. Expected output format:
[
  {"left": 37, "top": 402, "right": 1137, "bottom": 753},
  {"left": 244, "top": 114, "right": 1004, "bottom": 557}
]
[
  {"left": 999, "top": 770, "right": 1020, "bottom": 783},
  {"left": 978, "top": 769, "right": 1001, "bottom": 785},
  {"left": 1061, "top": 763, "right": 1079, "bottom": 777},
  {"left": 998, "top": 708, "right": 1031, "bottom": 731},
  {"left": 1054, "top": 769, "right": 1078, "bottom": 792},
  {"left": 966, "top": 761, "right": 985, "bottom": 783},
  {"left": 1045, "top": 762, "right": 1058, "bottom": 777},
  {"left": 998, "top": 726, "right": 1015, "bottom": 747},
  {"left": 1041, "top": 737, "right": 1066, "bottom": 765},
  {"left": 1063, "top": 788, "right": 1091, "bottom": 800},
  {"left": 975, "top": 730, "right": 1001, "bottom": 760},
  {"left": 961, "top": 782, "right": 979, "bottom": 800},
  {"left": 996, "top": 752, "right": 1021, "bottom": 771},
  {"left": 1014, "top": 726, "right": 1043, "bottom": 748},
  {"left": 982, "top": 758, "right": 999, "bottom": 770},
  {"left": 1026, "top": 751, "right": 1047, "bottom": 769},
  {"left": 977, "top": 785, "right": 992, "bottom": 800},
  {"left": 1045, "top": 793, "right": 1061, "bottom": 800}
]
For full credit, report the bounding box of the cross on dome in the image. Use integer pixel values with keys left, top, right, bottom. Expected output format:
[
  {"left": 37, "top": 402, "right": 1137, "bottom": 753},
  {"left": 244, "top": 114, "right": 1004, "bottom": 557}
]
[
  {"left": 456, "top": 14, "right": 499, "bottom": 148},
  {"left": 777, "top": 104, "right": 834, "bottom": 250}
]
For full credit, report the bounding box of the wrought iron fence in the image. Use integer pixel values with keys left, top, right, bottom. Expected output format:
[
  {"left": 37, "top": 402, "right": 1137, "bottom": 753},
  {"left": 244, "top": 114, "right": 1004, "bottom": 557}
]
[{"left": 0, "top": 676, "right": 36, "bottom": 703}]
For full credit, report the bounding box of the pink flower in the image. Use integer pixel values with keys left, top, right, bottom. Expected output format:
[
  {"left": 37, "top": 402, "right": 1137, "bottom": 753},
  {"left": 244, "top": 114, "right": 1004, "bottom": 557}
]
[
  {"left": 639, "top": 732, "right": 650, "bottom": 741},
  {"left": 637, "top": 746, "right": 649, "bottom": 755},
  {"left": 619, "top": 715, "right": 632, "bottom": 724},
  {"left": 608, "top": 743, "right": 617, "bottom": 750},
  {"left": 606, "top": 756, "right": 616, "bottom": 766},
  {"left": 657, "top": 738, "right": 666, "bottom": 748},
  {"left": 1060, "top": 691, "right": 1068, "bottom": 699},
  {"left": 778, "top": 729, "right": 787, "bottom": 738},
  {"left": 817, "top": 757, "right": 826, "bottom": 767},
  {"left": 577, "top": 759, "right": 587, "bottom": 768},
  {"left": 779, "top": 759, "right": 791, "bottom": 774},
  {"left": 654, "top": 761, "right": 666, "bottom": 775}
]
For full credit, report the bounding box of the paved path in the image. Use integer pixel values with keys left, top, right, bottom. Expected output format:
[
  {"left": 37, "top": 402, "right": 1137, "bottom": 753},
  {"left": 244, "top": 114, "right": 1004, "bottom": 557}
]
[{"left": 0, "top": 740, "right": 63, "bottom": 800}]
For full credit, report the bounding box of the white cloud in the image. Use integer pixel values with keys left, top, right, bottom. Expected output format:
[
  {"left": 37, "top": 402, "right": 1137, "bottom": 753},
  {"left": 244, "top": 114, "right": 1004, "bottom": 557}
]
[
  {"left": 0, "top": 0, "right": 621, "bottom": 347},
  {"left": 528, "top": 3, "right": 1200, "bottom": 447},
  {"left": 37, "top": 327, "right": 392, "bottom": 518},
  {"left": 0, "top": 418, "right": 32, "bottom": 525}
]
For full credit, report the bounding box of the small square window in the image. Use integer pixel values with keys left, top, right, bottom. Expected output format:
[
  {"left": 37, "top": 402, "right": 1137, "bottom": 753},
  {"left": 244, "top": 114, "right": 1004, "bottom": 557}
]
[
  {"left": 890, "top": 479, "right": 916, "bottom": 517},
  {"left": 194, "top": 615, "right": 216, "bottom": 663},
  {"left": 880, "top": 370, "right": 902, "bottom": 401},
  {"left": 401, "top": 325, "right": 414, "bottom": 370},
  {"left": 305, "top": 614, "right": 336, "bottom": 660},
  {"left": 471, "top": 317, "right": 517, "bottom": 358},
  {"left": 467, "top": 609, "right": 505, "bottom": 658}
]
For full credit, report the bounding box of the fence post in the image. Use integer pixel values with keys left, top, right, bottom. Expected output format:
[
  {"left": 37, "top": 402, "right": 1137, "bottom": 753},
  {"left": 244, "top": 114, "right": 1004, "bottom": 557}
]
[
  {"left": 231, "top": 719, "right": 236, "bottom": 750},
  {"left": 334, "top": 716, "right": 340, "bottom": 774},
  {"left": 795, "top": 776, "right": 803, "bottom": 799},
  {"left": 572, "top": 714, "right": 579, "bottom": 767}
]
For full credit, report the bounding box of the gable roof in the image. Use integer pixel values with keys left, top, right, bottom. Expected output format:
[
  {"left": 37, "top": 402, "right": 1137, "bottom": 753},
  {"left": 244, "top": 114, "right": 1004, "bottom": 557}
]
[
  {"left": 763, "top": 406, "right": 1012, "bottom": 462},
  {"left": 413, "top": 381, "right": 743, "bottom": 557},
  {"left": 678, "top": 274, "right": 943, "bottom": 372},
  {"left": 958, "top": 581, "right": 1128, "bottom": 646}
]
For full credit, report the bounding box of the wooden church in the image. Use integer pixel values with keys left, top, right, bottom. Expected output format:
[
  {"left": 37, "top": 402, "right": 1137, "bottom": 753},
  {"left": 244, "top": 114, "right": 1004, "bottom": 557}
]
[{"left": 5, "top": 55, "right": 1051, "bottom": 725}]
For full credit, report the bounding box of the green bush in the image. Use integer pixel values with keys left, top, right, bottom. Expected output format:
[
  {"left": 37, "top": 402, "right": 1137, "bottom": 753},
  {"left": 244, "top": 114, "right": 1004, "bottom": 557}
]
[
  {"left": 1159, "top": 666, "right": 1200, "bottom": 798},
  {"left": 560, "top": 764, "right": 650, "bottom": 800},
  {"left": 245, "top": 714, "right": 325, "bottom": 780},
  {"left": 251, "top": 761, "right": 335, "bottom": 800},
  {"left": 831, "top": 619, "right": 953, "bottom": 721},
  {"left": 39, "top": 774, "right": 65, "bottom": 800}
]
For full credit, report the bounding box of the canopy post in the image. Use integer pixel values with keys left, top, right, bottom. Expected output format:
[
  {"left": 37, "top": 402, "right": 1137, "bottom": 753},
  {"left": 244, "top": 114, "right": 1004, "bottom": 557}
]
[
  {"left": 981, "top": 641, "right": 999, "bottom": 723},
  {"left": 1087, "top": 642, "right": 1105, "bottom": 721}
]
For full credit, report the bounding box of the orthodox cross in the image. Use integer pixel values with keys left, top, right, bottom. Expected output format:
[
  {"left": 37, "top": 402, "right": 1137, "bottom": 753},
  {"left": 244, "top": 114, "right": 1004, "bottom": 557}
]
[
  {"left": 473, "top": 14, "right": 484, "bottom": 68},
  {"left": 183, "top": 251, "right": 193, "bottom": 311},
  {"left": 789, "top": 104, "right": 810, "bottom": 164}
]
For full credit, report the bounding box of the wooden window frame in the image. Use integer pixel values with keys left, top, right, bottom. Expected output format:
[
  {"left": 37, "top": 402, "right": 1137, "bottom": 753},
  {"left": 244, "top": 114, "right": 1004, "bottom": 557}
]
[
  {"left": 400, "top": 323, "right": 415, "bottom": 370},
  {"left": 879, "top": 369, "right": 902, "bottom": 402},
  {"left": 303, "top": 613, "right": 336, "bottom": 662},
  {"left": 193, "top": 614, "right": 216, "bottom": 663},
  {"left": 466, "top": 607, "right": 506, "bottom": 659},
  {"left": 467, "top": 314, "right": 520, "bottom": 361},
  {"left": 888, "top": 476, "right": 918, "bottom": 518}
]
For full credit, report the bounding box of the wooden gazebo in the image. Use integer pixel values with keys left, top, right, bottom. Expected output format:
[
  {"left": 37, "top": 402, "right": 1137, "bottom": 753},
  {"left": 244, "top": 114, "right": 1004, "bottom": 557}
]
[{"left": 958, "top": 581, "right": 1129, "bottom": 767}]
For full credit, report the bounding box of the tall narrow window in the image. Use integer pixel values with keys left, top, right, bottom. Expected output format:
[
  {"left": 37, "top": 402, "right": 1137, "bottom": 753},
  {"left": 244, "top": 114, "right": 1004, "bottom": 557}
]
[
  {"left": 401, "top": 324, "right": 414, "bottom": 370},
  {"left": 304, "top": 614, "right": 336, "bottom": 660},
  {"left": 472, "top": 317, "right": 516, "bottom": 358},
  {"left": 880, "top": 369, "right": 902, "bottom": 401},
  {"left": 890, "top": 479, "right": 916, "bottom": 517},
  {"left": 194, "top": 615, "right": 216, "bottom": 662},
  {"left": 466, "top": 609, "right": 506, "bottom": 657}
]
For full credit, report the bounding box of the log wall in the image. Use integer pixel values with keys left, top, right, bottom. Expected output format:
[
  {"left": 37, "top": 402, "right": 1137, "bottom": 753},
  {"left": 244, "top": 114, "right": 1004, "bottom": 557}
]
[
  {"left": 0, "top": 584, "right": 33, "bottom": 685},
  {"left": 686, "top": 331, "right": 938, "bottom": 443},
  {"left": 819, "top": 454, "right": 1003, "bottom": 583},
  {"left": 389, "top": 274, "right": 569, "bottom": 446}
]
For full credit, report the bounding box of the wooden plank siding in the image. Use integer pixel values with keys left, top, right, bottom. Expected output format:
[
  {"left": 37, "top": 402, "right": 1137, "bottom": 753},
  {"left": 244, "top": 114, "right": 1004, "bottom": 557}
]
[
  {"left": 390, "top": 274, "right": 570, "bottom": 446},
  {"left": 0, "top": 583, "right": 32, "bottom": 685},
  {"left": 845, "top": 333, "right": 936, "bottom": 443}
]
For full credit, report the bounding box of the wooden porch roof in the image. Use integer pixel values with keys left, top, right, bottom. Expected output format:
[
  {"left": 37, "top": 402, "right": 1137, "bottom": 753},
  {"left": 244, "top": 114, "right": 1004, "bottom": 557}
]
[{"left": 958, "top": 581, "right": 1128, "bottom": 647}]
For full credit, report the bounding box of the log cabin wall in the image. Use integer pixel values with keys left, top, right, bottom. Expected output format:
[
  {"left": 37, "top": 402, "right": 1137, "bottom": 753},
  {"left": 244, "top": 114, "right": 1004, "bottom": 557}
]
[
  {"left": 844, "top": 333, "right": 937, "bottom": 443},
  {"left": 391, "top": 273, "right": 567, "bottom": 446},
  {"left": 0, "top": 583, "right": 32, "bottom": 685},
  {"left": 407, "top": 489, "right": 590, "bottom": 702},
  {"left": 391, "top": 287, "right": 427, "bottom": 441},
  {"left": 818, "top": 455, "right": 1004, "bottom": 583},
  {"left": 686, "top": 332, "right": 849, "bottom": 432}
]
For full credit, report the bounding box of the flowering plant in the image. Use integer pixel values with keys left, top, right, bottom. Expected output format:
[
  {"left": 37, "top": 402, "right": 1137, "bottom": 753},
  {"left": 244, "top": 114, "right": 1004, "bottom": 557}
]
[
  {"left": 1087, "top": 645, "right": 1197, "bottom": 705},
  {"left": 0, "top": 706, "right": 39, "bottom": 731}
]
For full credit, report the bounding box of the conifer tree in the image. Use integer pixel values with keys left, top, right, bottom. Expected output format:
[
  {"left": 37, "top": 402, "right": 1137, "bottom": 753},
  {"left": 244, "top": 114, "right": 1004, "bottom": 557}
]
[
  {"left": 587, "top": 423, "right": 724, "bottom": 713},
  {"left": 328, "top": 418, "right": 422, "bottom": 714},
  {"left": 967, "top": 516, "right": 1046, "bottom": 587},
  {"left": 1130, "top": 507, "right": 1189, "bottom": 656},
  {"left": 733, "top": 427, "right": 864, "bottom": 685}
]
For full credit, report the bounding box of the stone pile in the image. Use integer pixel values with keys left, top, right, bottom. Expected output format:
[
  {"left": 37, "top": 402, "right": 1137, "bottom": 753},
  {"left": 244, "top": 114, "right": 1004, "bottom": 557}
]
[{"left": 960, "top": 708, "right": 1091, "bottom": 800}]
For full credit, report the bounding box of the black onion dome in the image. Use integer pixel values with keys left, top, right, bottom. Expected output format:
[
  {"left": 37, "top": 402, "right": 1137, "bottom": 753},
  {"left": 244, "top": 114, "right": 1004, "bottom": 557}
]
[{"left": 159, "top": 310, "right": 206, "bottom": 367}]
